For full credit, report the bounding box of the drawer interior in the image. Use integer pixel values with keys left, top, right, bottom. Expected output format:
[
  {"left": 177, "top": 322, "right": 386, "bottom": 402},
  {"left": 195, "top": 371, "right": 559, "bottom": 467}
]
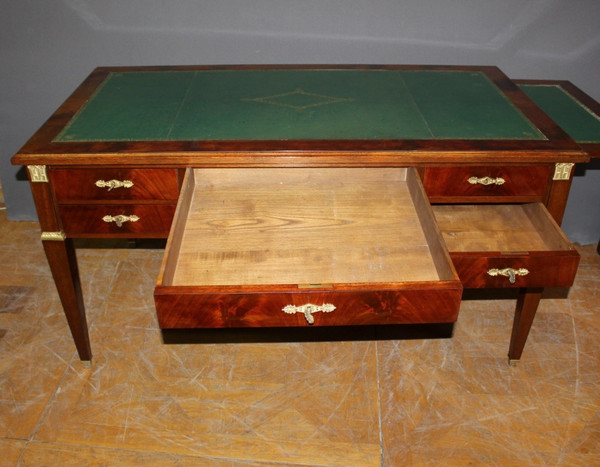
[
  {"left": 159, "top": 167, "right": 456, "bottom": 289},
  {"left": 432, "top": 203, "right": 574, "bottom": 253}
]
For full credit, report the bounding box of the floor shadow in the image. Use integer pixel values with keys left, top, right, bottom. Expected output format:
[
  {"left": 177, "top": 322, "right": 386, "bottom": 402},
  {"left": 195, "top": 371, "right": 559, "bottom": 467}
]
[{"left": 161, "top": 322, "right": 455, "bottom": 345}]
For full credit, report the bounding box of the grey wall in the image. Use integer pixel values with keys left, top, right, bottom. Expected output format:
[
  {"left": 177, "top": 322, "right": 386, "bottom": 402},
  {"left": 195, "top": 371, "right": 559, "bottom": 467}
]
[{"left": 2, "top": 0, "right": 599, "bottom": 243}]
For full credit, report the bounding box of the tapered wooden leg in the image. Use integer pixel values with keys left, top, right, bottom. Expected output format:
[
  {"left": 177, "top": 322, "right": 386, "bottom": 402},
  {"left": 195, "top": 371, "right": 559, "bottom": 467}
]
[
  {"left": 43, "top": 237, "right": 92, "bottom": 364},
  {"left": 508, "top": 287, "right": 543, "bottom": 365},
  {"left": 27, "top": 166, "right": 92, "bottom": 364}
]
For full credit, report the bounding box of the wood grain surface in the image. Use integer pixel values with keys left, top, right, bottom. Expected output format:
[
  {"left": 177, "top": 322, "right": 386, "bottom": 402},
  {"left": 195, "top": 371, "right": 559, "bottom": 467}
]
[
  {"left": 168, "top": 167, "right": 440, "bottom": 286},
  {"left": 423, "top": 165, "right": 552, "bottom": 202},
  {"left": 155, "top": 285, "right": 462, "bottom": 328},
  {"left": 50, "top": 168, "right": 180, "bottom": 202},
  {"left": 432, "top": 203, "right": 573, "bottom": 252}
]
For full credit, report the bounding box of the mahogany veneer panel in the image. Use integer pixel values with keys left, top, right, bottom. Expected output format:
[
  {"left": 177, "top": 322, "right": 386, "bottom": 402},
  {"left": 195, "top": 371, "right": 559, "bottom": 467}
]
[
  {"left": 423, "top": 166, "right": 552, "bottom": 202},
  {"left": 51, "top": 168, "right": 179, "bottom": 202},
  {"left": 155, "top": 287, "right": 462, "bottom": 328},
  {"left": 59, "top": 205, "right": 176, "bottom": 238},
  {"left": 446, "top": 253, "right": 579, "bottom": 288}
]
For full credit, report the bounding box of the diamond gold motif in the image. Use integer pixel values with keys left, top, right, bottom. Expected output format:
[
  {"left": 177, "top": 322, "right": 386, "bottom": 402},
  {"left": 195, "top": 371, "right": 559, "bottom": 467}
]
[{"left": 242, "top": 88, "right": 354, "bottom": 111}]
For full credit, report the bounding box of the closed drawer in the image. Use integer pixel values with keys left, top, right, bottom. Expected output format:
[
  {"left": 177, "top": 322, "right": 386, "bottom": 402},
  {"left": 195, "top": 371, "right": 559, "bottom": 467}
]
[
  {"left": 433, "top": 203, "right": 579, "bottom": 288},
  {"left": 50, "top": 168, "right": 179, "bottom": 202},
  {"left": 423, "top": 166, "right": 552, "bottom": 202},
  {"left": 155, "top": 167, "right": 462, "bottom": 329},
  {"left": 59, "top": 204, "right": 176, "bottom": 237}
]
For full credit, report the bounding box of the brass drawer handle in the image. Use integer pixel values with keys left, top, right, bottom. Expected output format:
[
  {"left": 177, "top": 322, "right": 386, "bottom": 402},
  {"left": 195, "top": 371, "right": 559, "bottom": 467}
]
[
  {"left": 102, "top": 214, "right": 140, "bottom": 228},
  {"left": 468, "top": 176, "right": 505, "bottom": 186},
  {"left": 95, "top": 179, "right": 134, "bottom": 191},
  {"left": 487, "top": 267, "right": 529, "bottom": 284},
  {"left": 282, "top": 303, "right": 336, "bottom": 324}
]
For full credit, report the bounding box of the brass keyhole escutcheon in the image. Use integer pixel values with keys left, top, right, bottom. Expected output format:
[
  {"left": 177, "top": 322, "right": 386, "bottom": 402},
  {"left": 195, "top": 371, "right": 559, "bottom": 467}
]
[
  {"left": 487, "top": 268, "right": 529, "bottom": 284},
  {"left": 95, "top": 179, "right": 134, "bottom": 191},
  {"left": 102, "top": 214, "right": 140, "bottom": 228},
  {"left": 282, "top": 303, "right": 336, "bottom": 324}
]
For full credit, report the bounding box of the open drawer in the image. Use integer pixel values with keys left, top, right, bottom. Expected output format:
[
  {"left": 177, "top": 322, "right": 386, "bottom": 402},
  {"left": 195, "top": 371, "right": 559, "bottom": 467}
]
[
  {"left": 432, "top": 203, "right": 580, "bottom": 288},
  {"left": 155, "top": 167, "right": 462, "bottom": 329}
]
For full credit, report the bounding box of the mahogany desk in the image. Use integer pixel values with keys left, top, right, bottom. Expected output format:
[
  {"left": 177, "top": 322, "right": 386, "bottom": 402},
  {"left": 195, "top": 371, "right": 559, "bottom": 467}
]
[{"left": 12, "top": 65, "right": 600, "bottom": 366}]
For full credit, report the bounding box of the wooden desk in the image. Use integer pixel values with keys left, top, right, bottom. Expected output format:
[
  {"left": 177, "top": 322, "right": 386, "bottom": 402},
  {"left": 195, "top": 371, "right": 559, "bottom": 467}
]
[{"left": 12, "top": 65, "right": 599, "bottom": 366}]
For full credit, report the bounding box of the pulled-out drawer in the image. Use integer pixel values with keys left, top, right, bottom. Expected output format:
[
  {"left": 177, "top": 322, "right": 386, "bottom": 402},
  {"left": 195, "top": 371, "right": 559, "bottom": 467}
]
[
  {"left": 155, "top": 167, "right": 462, "bottom": 329},
  {"left": 423, "top": 166, "right": 552, "bottom": 202},
  {"left": 433, "top": 203, "right": 579, "bottom": 288},
  {"left": 50, "top": 168, "right": 180, "bottom": 202}
]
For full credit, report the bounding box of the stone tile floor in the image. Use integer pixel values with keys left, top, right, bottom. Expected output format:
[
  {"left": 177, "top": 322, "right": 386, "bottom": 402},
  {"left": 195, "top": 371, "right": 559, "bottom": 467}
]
[{"left": 0, "top": 197, "right": 598, "bottom": 466}]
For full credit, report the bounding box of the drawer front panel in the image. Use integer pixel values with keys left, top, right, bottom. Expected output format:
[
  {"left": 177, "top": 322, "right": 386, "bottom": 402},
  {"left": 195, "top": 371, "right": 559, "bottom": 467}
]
[
  {"left": 423, "top": 166, "right": 551, "bottom": 200},
  {"left": 51, "top": 168, "right": 179, "bottom": 202},
  {"left": 59, "top": 205, "right": 176, "bottom": 237},
  {"left": 155, "top": 286, "right": 462, "bottom": 329},
  {"left": 450, "top": 252, "right": 579, "bottom": 288}
]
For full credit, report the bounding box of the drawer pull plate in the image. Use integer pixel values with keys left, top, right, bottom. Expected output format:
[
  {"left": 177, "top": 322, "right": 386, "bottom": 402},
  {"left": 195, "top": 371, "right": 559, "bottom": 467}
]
[
  {"left": 102, "top": 214, "right": 140, "bottom": 227},
  {"left": 468, "top": 176, "right": 505, "bottom": 186},
  {"left": 487, "top": 267, "right": 529, "bottom": 284},
  {"left": 282, "top": 303, "right": 336, "bottom": 324},
  {"left": 95, "top": 179, "right": 134, "bottom": 191}
]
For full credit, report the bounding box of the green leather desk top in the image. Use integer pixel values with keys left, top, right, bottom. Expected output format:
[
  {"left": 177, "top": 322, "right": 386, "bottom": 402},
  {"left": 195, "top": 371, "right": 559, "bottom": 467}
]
[
  {"left": 56, "top": 69, "right": 545, "bottom": 142},
  {"left": 519, "top": 84, "right": 600, "bottom": 144}
]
